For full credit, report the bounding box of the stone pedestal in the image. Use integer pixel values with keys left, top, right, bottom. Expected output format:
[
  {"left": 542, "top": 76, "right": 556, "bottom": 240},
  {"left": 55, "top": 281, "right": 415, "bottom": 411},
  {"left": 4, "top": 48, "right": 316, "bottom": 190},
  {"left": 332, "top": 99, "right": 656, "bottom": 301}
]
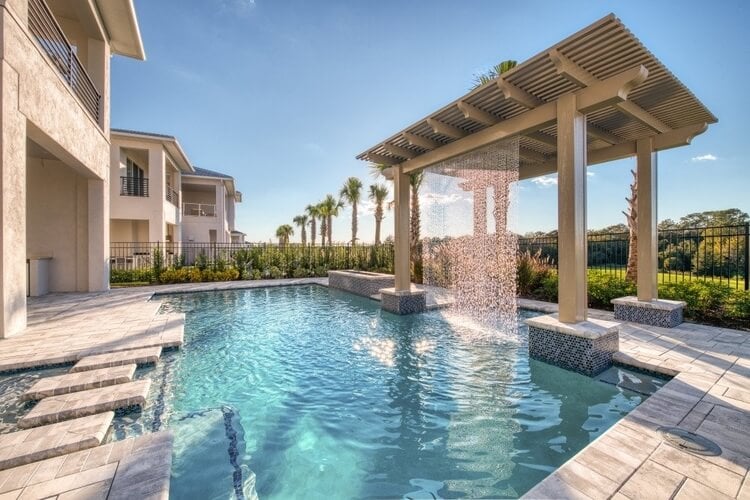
[
  {"left": 328, "top": 270, "right": 394, "bottom": 298},
  {"left": 380, "top": 287, "right": 427, "bottom": 315},
  {"left": 525, "top": 314, "right": 619, "bottom": 377},
  {"left": 611, "top": 296, "right": 685, "bottom": 328}
]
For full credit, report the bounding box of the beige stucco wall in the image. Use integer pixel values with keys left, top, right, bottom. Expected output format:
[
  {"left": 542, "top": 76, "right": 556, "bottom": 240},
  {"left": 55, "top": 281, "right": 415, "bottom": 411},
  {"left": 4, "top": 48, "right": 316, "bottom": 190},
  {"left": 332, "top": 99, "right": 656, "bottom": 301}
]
[
  {"left": 111, "top": 219, "right": 149, "bottom": 242},
  {"left": 1, "top": 1, "right": 113, "bottom": 336},
  {"left": 181, "top": 177, "right": 234, "bottom": 243},
  {"left": 110, "top": 137, "right": 183, "bottom": 244}
]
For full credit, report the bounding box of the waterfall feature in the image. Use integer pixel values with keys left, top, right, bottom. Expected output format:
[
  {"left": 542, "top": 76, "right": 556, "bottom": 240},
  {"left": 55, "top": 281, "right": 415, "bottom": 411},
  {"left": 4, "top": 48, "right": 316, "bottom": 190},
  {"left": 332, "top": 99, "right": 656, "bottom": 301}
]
[{"left": 422, "top": 137, "right": 520, "bottom": 331}]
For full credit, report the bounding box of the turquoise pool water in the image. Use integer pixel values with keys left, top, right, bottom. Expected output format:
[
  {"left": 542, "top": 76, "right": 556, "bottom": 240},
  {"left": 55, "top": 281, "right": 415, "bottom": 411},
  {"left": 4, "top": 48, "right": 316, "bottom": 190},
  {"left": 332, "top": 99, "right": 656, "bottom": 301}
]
[{"left": 124, "top": 284, "right": 653, "bottom": 499}]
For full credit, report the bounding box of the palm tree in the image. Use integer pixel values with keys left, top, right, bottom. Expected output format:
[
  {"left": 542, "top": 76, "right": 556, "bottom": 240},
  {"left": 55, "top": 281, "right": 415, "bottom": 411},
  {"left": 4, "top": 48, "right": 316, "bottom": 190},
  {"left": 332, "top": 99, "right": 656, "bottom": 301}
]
[
  {"left": 471, "top": 59, "right": 517, "bottom": 89},
  {"left": 293, "top": 214, "right": 309, "bottom": 246},
  {"left": 275, "top": 224, "right": 294, "bottom": 246},
  {"left": 319, "top": 194, "right": 343, "bottom": 246},
  {"left": 369, "top": 183, "right": 389, "bottom": 244},
  {"left": 305, "top": 204, "right": 319, "bottom": 246},
  {"left": 316, "top": 201, "right": 327, "bottom": 246},
  {"left": 340, "top": 177, "right": 363, "bottom": 245}
]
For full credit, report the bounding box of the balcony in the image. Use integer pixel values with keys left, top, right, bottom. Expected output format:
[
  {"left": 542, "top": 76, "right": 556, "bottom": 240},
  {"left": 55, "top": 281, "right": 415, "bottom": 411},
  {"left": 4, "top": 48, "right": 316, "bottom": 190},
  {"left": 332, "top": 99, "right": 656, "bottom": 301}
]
[
  {"left": 28, "top": 0, "right": 101, "bottom": 123},
  {"left": 120, "top": 176, "right": 149, "bottom": 197},
  {"left": 183, "top": 203, "right": 216, "bottom": 217},
  {"left": 166, "top": 186, "right": 179, "bottom": 206}
]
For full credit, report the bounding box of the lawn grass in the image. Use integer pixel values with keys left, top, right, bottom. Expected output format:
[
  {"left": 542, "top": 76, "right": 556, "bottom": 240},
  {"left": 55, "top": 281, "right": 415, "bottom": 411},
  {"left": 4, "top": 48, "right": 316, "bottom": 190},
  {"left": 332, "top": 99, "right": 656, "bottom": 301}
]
[{"left": 589, "top": 267, "right": 746, "bottom": 290}]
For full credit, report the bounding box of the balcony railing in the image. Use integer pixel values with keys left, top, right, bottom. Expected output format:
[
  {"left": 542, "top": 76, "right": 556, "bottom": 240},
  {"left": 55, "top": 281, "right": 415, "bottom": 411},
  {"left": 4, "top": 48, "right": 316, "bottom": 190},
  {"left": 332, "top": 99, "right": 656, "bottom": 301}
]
[
  {"left": 28, "top": 0, "right": 101, "bottom": 123},
  {"left": 183, "top": 203, "right": 216, "bottom": 217},
  {"left": 120, "top": 176, "right": 149, "bottom": 197},
  {"left": 166, "top": 187, "right": 179, "bottom": 206}
]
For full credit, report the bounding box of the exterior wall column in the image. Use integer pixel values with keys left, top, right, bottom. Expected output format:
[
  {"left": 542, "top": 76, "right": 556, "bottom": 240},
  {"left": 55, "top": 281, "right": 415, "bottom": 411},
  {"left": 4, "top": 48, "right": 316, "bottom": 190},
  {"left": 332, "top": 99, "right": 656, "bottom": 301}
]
[
  {"left": 87, "top": 178, "right": 109, "bottom": 291},
  {"left": 394, "top": 166, "right": 411, "bottom": 291},
  {"left": 556, "top": 93, "right": 588, "bottom": 323},
  {"left": 0, "top": 61, "right": 27, "bottom": 337},
  {"left": 147, "top": 147, "right": 165, "bottom": 242},
  {"left": 636, "top": 138, "right": 658, "bottom": 301}
]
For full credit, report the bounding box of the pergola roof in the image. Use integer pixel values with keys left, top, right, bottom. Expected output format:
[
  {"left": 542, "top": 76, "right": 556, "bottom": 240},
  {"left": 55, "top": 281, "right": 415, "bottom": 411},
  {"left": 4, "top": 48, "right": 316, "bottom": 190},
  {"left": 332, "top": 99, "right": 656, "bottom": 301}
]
[{"left": 356, "top": 14, "right": 716, "bottom": 178}]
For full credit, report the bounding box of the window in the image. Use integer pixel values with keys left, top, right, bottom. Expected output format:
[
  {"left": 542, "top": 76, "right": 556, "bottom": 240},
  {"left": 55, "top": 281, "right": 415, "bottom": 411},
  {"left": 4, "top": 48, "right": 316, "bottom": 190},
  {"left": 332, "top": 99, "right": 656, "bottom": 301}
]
[{"left": 122, "top": 158, "right": 148, "bottom": 197}]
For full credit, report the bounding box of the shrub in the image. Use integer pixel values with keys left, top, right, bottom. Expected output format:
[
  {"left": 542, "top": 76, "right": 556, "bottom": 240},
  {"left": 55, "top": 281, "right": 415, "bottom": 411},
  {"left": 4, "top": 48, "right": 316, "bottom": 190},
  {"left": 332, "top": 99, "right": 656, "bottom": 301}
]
[
  {"left": 213, "top": 257, "right": 228, "bottom": 272},
  {"left": 292, "top": 267, "right": 309, "bottom": 278},
  {"left": 517, "top": 249, "right": 554, "bottom": 297},
  {"left": 152, "top": 248, "right": 164, "bottom": 282},
  {"left": 587, "top": 271, "right": 636, "bottom": 309},
  {"left": 195, "top": 251, "right": 209, "bottom": 271},
  {"left": 659, "top": 281, "right": 732, "bottom": 323},
  {"left": 251, "top": 269, "right": 262, "bottom": 280},
  {"left": 232, "top": 249, "right": 252, "bottom": 279},
  {"left": 111, "top": 268, "right": 152, "bottom": 284},
  {"left": 268, "top": 266, "right": 284, "bottom": 279}
]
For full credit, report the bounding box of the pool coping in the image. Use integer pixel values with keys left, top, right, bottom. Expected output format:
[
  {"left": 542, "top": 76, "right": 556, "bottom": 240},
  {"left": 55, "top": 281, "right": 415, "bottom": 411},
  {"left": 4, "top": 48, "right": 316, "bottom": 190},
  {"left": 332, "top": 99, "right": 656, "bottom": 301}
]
[{"left": 1, "top": 279, "right": 748, "bottom": 499}]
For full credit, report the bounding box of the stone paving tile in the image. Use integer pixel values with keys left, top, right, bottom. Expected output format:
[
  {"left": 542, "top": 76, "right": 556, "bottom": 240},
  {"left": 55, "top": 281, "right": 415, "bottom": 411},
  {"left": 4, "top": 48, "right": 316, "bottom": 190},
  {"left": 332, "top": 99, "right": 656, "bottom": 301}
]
[
  {"left": 0, "top": 432, "right": 171, "bottom": 499},
  {"left": 19, "top": 380, "right": 150, "bottom": 429},
  {"left": 650, "top": 443, "right": 743, "bottom": 497},
  {"left": 70, "top": 348, "right": 161, "bottom": 373},
  {"left": 618, "top": 460, "right": 685, "bottom": 500},
  {"left": 674, "top": 478, "right": 734, "bottom": 500},
  {"left": 22, "top": 365, "right": 136, "bottom": 401},
  {"left": 0, "top": 413, "right": 113, "bottom": 470}
]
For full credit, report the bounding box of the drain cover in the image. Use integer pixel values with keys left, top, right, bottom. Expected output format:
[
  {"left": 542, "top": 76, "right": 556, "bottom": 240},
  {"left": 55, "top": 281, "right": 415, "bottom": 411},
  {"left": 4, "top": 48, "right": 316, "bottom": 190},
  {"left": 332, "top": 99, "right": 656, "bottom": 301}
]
[{"left": 657, "top": 427, "right": 722, "bottom": 456}]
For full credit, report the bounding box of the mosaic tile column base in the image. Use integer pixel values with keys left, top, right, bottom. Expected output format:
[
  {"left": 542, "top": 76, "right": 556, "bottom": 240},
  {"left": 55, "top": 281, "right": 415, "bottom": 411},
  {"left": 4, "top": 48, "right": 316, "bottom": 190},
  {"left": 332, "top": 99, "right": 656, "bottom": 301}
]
[
  {"left": 525, "top": 314, "right": 620, "bottom": 377},
  {"left": 611, "top": 296, "right": 685, "bottom": 328},
  {"left": 380, "top": 288, "right": 427, "bottom": 315}
]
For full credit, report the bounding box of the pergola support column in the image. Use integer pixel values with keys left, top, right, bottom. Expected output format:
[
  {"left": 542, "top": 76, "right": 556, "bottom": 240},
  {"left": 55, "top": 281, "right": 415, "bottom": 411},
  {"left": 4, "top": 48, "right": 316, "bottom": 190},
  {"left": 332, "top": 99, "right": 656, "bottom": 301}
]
[
  {"left": 380, "top": 166, "right": 426, "bottom": 314},
  {"left": 612, "top": 139, "right": 686, "bottom": 327},
  {"left": 557, "top": 93, "right": 588, "bottom": 324},
  {"left": 525, "top": 93, "right": 619, "bottom": 377}
]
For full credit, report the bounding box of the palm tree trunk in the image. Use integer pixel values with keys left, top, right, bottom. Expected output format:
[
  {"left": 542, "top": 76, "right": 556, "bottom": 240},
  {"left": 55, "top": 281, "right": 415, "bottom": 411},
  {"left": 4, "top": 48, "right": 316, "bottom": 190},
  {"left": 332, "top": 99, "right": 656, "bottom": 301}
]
[
  {"left": 351, "top": 202, "right": 358, "bottom": 245},
  {"left": 328, "top": 215, "right": 333, "bottom": 246},
  {"left": 320, "top": 217, "right": 327, "bottom": 247},
  {"left": 374, "top": 204, "right": 382, "bottom": 244},
  {"left": 301, "top": 227, "right": 307, "bottom": 246},
  {"left": 624, "top": 170, "right": 638, "bottom": 283},
  {"left": 310, "top": 219, "right": 316, "bottom": 246}
]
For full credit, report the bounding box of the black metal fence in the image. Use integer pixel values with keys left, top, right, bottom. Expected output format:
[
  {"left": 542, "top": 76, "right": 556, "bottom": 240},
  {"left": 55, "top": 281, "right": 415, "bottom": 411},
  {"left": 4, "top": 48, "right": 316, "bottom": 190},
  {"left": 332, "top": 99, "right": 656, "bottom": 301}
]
[
  {"left": 120, "top": 176, "right": 149, "bottom": 197},
  {"left": 519, "top": 224, "right": 750, "bottom": 290},
  {"left": 110, "top": 242, "right": 395, "bottom": 281},
  {"left": 28, "top": 0, "right": 101, "bottom": 123}
]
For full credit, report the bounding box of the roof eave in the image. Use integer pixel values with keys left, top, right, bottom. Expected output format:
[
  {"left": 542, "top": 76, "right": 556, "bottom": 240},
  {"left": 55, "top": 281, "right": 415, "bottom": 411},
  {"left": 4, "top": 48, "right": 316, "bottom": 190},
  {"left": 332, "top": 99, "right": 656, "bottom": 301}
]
[{"left": 96, "top": 0, "right": 146, "bottom": 60}]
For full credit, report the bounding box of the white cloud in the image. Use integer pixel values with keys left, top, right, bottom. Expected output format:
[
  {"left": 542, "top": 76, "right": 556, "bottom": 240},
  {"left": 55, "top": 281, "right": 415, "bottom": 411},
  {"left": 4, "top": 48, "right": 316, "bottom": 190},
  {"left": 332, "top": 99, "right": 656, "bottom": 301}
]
[
  {"left": 420, "top": 192, "right": 467, "bottom": 208},
  {"left": 691, "top": 154, "right": 717, "bottom": 162},
  {"left": 587, "top": 172, "right": 595, "bottom": 177},
  {"left": 218, "top": 0, "right": 256, "bottom": 15},
  {"left": 531, "top": 175, "right": 557, "bottom": 187}
]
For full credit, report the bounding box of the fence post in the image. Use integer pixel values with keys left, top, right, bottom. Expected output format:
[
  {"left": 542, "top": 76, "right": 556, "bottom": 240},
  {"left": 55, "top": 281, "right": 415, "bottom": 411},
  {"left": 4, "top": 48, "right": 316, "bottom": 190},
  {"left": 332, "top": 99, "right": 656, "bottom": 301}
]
[{"left": 745, "top": 223, "right": 749, "bottom": 291}]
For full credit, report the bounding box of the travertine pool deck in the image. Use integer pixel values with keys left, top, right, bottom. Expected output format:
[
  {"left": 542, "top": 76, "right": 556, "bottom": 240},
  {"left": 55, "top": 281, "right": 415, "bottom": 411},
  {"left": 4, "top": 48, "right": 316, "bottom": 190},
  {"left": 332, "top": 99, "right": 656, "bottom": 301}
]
[{"left": 0, "top": 278, "right": 747, "bottom": 499}]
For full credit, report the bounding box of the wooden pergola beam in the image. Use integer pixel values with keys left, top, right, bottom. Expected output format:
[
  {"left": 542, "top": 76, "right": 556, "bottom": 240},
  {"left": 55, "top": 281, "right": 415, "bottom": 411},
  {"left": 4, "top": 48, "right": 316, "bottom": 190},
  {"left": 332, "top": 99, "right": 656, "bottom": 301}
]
[
  {"left": 403, "top": 132, "right": 442, "bottom": 150},
  {"left": 426, "top": 118, "right": 468, "bottom": 139},
  {"left": 457, "top": 101, "right": 498, "bottom": 126},
  {"left": 401, "top": 65, "right": 648, "bottom": 174},
  {"left": 498, "top": 80, "right": 544, "bottom": 109},
  {"left": 382, "top": 143, "right": 417, "bottom": 160},
  {"left": 549, "top": 48, "right": 671, "bottom": 133},
  {"left": 365, "top": 152, "right": 399, "bottom": 166}
]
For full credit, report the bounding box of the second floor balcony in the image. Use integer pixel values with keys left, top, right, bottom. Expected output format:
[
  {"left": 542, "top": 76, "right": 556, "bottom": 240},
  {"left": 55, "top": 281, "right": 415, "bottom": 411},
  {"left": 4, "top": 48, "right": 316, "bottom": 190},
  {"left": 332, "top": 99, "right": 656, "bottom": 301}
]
[
  {"left": 183, "top": 203, "right": 216, "bottom": 217},
  {"left": 121, "top": 176, "right": 149, "bottom": 197},
  {"left": 28, "top": 0, "right": 102, "bottom": 124},
  {"left": 166, "top": 186, "right": 179, "bottom": 206}
]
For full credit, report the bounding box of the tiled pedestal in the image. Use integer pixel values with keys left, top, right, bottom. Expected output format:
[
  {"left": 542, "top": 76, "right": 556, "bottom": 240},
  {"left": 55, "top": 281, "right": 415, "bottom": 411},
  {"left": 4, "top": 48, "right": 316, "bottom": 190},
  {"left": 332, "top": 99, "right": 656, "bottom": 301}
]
[
  {"left": 328, "top": 270, "right": 395, "bottom": 298},
  {"left": 612, "top": 296, "right": 686, "bottom": 328},
  {"left": 525, "top": 314, "right": 620, "bottom": 376},
  {"left": 380, "top": 287, "right": 427, "bottom": 315}
]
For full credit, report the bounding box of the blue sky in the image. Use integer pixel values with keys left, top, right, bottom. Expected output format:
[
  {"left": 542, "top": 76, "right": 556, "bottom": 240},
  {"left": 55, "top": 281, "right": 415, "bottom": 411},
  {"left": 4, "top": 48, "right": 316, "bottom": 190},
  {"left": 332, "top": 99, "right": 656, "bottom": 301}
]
[{"left": 112, "top": 0, "right": 749, "bottom": 242}]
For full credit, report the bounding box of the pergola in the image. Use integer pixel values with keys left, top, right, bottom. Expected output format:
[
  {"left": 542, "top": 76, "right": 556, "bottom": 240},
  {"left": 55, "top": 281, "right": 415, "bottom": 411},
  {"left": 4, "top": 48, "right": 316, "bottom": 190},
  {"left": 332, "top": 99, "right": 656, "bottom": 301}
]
[{"left": 357, "top": 14, "right": 716, "bottom": 326}]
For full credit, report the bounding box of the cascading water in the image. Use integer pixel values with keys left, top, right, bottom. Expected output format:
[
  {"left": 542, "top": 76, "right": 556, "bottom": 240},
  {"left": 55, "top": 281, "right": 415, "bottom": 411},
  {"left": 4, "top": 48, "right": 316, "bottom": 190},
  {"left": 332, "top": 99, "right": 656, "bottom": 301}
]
[{"left": 421, "top": 137, "right": 520, "bottom": 333}]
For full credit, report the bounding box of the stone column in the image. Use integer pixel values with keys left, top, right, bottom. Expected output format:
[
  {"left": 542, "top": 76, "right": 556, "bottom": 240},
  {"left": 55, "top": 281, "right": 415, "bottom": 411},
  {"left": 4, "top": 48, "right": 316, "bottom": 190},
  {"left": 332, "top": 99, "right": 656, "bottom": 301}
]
[
  {"left": 636, "top": 138, "right": 657, "bottom": 301},
  {"left": 556, "top": 93, "right": 588, "bottom": 323},
  {"left": 0, "top": 61, "right": 27, "bottom": 337},
  {"left": 147, "top": 147, "right": 165, "bottom": 242}
]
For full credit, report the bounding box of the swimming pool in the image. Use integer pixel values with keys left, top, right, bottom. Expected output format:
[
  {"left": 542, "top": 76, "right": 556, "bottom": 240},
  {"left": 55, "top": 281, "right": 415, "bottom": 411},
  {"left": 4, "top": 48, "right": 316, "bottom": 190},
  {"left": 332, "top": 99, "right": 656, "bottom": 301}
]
[
  {"left": 133, "top": 284, "right": 657, "bottom": 499},
  {"left": 0, "top": 284, "right": 661, "bottom": 499}
]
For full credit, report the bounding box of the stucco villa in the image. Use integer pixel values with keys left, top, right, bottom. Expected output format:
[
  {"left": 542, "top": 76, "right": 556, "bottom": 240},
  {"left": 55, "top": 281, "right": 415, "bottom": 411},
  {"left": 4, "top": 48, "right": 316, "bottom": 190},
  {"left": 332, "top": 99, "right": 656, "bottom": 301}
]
[
  {"left": 0, "top": 0, "right": 145, "bottom": 338},
  {"left": 109, "top": 129, "right": 193, "bottom": 246},
  {"left": 181, "top": 166, "right": 243, "bottom": 244}
]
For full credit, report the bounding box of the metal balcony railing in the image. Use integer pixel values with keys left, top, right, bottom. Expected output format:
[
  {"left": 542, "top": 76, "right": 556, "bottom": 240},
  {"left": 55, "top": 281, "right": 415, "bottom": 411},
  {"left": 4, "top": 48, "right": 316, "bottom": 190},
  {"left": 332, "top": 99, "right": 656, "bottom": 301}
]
[
  {"left": 120, "top": 176, "right": 149, "bottom": 197},
  {"left": 183, "top": 203, "right": 216, "bottom": 217},
  {"left": 166, "top": 187, "right": 179, "bottom": 206},
  {"left": 28, "top": 0, "right": 101, "bottom": 123}
]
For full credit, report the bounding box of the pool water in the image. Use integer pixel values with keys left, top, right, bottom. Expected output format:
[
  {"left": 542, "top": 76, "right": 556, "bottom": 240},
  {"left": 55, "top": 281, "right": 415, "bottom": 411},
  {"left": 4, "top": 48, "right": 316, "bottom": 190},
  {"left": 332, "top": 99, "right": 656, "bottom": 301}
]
[{"left": 131, "top": 285, "right": 654, "bottom": 499}]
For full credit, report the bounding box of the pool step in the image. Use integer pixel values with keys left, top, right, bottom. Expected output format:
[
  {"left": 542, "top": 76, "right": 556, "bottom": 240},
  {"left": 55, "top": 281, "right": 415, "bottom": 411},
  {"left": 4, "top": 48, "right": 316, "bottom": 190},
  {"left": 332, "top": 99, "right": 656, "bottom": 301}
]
[
  {"left": 18, "top": 379, "right": 151, "bottom": 429},
  {"left": 0, "top": 412, "right": 113, "bottom": 470},
  {"left": 21, "top": 364, "right": 137, "bottom": 401},
  {"left": 70, "top": 347, "right": 162, "bottom": 373}
]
